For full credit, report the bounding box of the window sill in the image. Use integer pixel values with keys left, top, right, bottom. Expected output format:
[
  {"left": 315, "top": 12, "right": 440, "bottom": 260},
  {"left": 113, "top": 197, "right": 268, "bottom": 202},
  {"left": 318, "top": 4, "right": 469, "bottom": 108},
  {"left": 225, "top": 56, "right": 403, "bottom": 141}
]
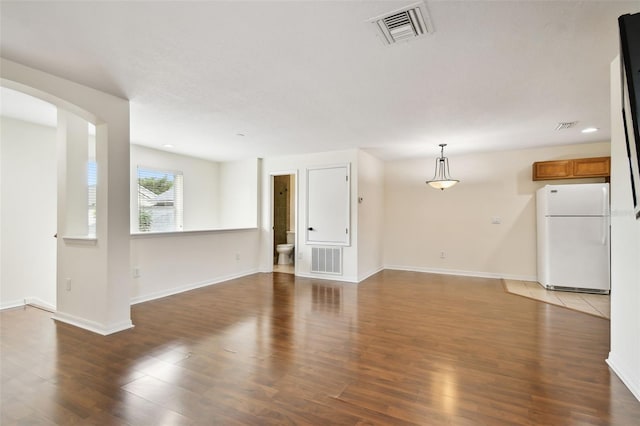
[
  {"left": 130, "top": 227, "right": 258, "bottom": 239},
  {"left": 62, "top": 236, "right": 98, "bottom": 245}
]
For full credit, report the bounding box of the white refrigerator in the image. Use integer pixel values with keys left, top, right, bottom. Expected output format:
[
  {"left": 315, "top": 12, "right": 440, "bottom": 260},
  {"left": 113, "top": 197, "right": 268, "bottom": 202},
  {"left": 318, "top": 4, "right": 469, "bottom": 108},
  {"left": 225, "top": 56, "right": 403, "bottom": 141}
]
[{"left": 536, "top": 183, "right": 610, "bottom": 293}]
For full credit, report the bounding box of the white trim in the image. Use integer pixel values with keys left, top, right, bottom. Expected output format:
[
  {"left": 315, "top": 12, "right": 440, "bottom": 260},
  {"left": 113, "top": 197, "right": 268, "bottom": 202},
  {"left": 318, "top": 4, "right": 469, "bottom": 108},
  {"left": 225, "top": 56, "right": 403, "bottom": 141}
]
[
  {"left": 0, "top": 299, "right": 26, "bottom": 311},
  {"left": 384, "top": 265, "right": 537, "bottom": 282},
  {"left": 52, "top": 311, "right": 134, "bottom": 336},
  {"left": 357, "top": 266, "right": 385, "bottom": 282},
  {"left": 130, "top": 269, "right": 260, "bottom": 305},
  {"left": 131, "top": 227, "right": 257, "bottom": 239},
  {"left": 62, "top": 236, "right": 98, "bottom": 245},
  {"left": 295, "top": 272, "right": 359, "bottom": 283},
  {"left": 24, "top": 297, "right": 56, "bottom": 312},
  {"left": 607, "top": 352, "right": 640, "bottom": 402},
  {"left": 0, "top": 298, "right": 56, "bottom": 311}
]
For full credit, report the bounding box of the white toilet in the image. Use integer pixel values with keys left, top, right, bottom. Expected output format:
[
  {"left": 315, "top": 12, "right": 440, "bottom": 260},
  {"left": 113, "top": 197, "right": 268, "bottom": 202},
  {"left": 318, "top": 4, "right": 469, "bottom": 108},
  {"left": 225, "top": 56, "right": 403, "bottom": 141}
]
[{"left": 276, "top": 231, "right": 295, "bottom": 265}]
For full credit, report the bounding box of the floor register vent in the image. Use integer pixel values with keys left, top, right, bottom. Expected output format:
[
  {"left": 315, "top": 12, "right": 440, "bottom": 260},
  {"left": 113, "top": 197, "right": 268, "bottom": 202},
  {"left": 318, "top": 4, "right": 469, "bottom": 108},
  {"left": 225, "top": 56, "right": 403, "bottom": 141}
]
[
  {"left": 311, "top": 246, "right": 343, "bottom": 275},
  {"left": 368, "top": 1, "right": 434, "bottom": 45}
]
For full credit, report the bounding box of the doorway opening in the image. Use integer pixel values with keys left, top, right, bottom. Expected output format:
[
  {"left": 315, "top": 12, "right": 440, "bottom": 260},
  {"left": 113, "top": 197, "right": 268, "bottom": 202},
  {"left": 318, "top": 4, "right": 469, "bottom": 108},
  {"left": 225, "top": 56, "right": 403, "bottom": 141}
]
[
  {"left": 0, "top": 87, "right": 58, "bottom": 311},
  {"left": 272, "top": 173, "right": 296, "bottom": 274}
]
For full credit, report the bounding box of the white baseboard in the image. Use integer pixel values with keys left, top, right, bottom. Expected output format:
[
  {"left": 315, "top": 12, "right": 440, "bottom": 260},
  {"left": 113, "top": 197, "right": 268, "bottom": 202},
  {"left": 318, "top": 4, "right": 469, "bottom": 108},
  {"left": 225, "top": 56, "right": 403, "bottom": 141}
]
[
  {"left": 358, "top": 266, "right": 385, "bottom": 283},
  {"left": 25, "top": 297, "right": 56, "bottom": 312},
  {"left": 1, "top": 297, "right": 56, "bottom": 312},
  {"left": 607, "top": 352, "right": 640, "bottom": 402},
  {"left": 265, "top": 265, "right": 532, "bottom": 284},
  {"left": 130, "top": 269, "right": 260, "bottom": 305},
  {"left": 384, "top": 265, "right": 537, "bottom": 282},
  {"left": 295, "top": 272, "right": 359, "bottom": 283},
  {"left": 0, "top": 299, "right": 26, "bottom": 311},
  {"left": 52, "top": 311, "right": 134, "bottom": 336}
]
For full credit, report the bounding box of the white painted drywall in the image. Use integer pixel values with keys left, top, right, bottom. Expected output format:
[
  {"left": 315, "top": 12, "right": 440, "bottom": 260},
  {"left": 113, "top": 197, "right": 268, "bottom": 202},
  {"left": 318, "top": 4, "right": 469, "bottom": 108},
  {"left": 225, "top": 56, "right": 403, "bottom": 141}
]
[
  {"left": 260, "top": 150, "right": 359, "bottom": 282},
  {"left": 383, "top": 142, "right": 611, "bottom": 280},
  {"left": 607, "top": 57, "right": 640, "bottom": 402},
  {"left": 218, "top": 158, "right": 259, "bottom": 229},
  {"left": 130, "top": 144, "right": 220, "bottom": 231},
  {"left": 59, "top": 110, "right": 90, "bottom": 236},
  {"left": 1, "top": 58, "right": 132, "bottom": 334},
  {"left": 357, "top": 150, "right": 385, "bottom": 281},
  {"left": 0, "top": 117, "right": 57, "bottom": 310},
  {"left": 130, "top": 147, "right": 259, "bottom": 231},
  {"left": 130, "top": 229, "right": 261, "bottom": 303},
  {"left": 127, "top": 151, "right": 260, "bottom": 303}
]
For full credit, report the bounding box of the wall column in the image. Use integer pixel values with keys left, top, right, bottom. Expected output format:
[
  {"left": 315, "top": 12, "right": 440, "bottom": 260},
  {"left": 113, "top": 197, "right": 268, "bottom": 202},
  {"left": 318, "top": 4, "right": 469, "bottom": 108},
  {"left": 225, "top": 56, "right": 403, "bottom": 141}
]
[{"left": 1, "top": 58, "right": 132, "bottom": 335}]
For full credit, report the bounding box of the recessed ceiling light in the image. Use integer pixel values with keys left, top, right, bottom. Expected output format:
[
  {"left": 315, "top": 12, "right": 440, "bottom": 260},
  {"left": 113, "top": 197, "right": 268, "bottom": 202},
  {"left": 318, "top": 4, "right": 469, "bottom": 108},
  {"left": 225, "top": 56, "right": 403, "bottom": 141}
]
[
  {"left": 162, "top": 144, "right": 174, "bottom": 148},
  {"left": 581, "top": 127, "right": 599, "bottom": 133}
]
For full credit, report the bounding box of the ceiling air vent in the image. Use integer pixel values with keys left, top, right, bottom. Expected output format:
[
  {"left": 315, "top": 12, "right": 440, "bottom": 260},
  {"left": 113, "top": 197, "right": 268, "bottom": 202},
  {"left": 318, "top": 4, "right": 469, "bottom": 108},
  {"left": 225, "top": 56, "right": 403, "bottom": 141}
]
[
  {"left": 555, "top": 121, "right": 578, "bottom": 130},
  {"left": 369, "top": 1, "right": 434, "bottom": 45}
]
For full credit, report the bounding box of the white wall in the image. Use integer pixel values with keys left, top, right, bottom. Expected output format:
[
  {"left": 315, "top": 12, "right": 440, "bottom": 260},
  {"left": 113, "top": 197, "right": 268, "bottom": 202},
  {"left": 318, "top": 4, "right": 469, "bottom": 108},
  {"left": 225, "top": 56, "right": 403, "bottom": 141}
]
[
  {"left": 384, "top": 142, "right": 611, "bottom": 280},
  {"left": 1, "top": 58, "right": 132, "bottom": 335},
  {"left": 131, "top": 144, "right": 220, "bottom": 231},
  {"left": 357, "top": 150, "right": 385, "bottom": 281},
  {"left": 0, "top": 117, "right": 57, "bottom": 310},
  {"left": 218, "top": 158, "right": 259, "bottom": 229},
  {"left": 607, "top": 57, "right": 640, "bottom": 401},
  {"left": 128, "top": 151, "right": 261, "bottom": 304},
  {"left": 130, "top": 229, "right": 261, "bottom": 303},
  {"left": 131, "top": 147, "right": 259, "bottom": 231},
  {"left": 260, "top": 150, "right": 359, "bottom": 282}
]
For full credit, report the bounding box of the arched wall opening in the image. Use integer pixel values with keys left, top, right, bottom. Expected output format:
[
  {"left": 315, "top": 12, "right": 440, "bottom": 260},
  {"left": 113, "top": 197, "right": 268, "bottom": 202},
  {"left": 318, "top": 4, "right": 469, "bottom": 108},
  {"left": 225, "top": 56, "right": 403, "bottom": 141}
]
[{"left": 1, "top": 58, "right": 132, "bottom": 335}]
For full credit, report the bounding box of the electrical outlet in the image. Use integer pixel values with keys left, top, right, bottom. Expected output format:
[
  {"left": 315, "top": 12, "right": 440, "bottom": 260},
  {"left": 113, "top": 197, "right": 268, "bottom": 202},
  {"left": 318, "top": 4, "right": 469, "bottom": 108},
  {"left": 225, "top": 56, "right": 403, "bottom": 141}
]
[
  {"left": 132, "top": 268, "right": 140, "bottom": 278},
  {"left": 65, "top": 278, "right": 71, "bottom": 291},
  {"left": 440, "top": 251, "right": 446, "bottom": 259},
  {"left": 235, "top": 253, "right": 240, "bottom": 261},
  {"left": 491, "top": 217, "right": 502, "bottom": 224}
]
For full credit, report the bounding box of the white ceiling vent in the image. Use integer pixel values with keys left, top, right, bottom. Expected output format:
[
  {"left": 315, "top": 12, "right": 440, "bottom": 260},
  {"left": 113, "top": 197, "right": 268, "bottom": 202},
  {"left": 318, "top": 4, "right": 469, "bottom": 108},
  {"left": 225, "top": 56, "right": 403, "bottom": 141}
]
[
  {"left": 555, "top": 121, "right": 578, "bottom": 130},
  {"left": 369, "top": 1, "right": 434, "bottom": 45}
]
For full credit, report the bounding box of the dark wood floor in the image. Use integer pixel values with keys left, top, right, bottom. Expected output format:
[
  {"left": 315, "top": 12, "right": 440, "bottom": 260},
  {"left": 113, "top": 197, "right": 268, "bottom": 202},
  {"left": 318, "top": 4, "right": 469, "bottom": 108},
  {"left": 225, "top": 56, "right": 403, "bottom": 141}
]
[{"left": 2, "top": 270, "right": 639, "bottom": 425}]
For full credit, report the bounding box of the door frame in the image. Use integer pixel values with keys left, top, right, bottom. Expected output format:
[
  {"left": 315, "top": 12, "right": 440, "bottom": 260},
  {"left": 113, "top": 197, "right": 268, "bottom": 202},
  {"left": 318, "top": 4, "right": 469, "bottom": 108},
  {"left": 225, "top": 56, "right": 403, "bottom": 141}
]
[{"left": 269, "top": 170, "right": 298, "bottom": 274}]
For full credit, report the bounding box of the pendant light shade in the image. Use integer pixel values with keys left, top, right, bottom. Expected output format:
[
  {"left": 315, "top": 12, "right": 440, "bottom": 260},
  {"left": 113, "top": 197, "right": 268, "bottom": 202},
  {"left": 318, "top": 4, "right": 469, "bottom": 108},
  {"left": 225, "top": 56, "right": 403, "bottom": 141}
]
[{"left": 426, "top": 144, "right": 459, "bottom": 190}]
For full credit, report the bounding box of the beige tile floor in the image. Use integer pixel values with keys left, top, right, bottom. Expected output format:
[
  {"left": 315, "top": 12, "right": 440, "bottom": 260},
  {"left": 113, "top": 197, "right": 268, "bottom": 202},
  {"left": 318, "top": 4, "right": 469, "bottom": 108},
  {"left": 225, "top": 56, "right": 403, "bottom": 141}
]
[
  {"left": 273, "top": 263, "right": 294, "bottom": 274},
  {"left": 503, "top": 279, "right": 610, "bottom": 319}
]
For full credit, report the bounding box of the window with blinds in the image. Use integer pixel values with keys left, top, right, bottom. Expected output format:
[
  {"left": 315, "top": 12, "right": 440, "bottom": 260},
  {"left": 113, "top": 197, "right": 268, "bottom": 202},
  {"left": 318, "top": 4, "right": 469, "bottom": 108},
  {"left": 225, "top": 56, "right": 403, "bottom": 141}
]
[{"left": 137, "top": 167, "right": 183, "bottom": 232}]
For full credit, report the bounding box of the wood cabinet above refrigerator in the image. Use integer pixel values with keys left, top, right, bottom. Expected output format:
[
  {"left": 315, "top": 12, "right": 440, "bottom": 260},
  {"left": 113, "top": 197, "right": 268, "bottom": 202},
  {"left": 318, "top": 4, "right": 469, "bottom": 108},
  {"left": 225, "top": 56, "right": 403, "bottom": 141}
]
[{"left": 532, "top": 156, "right": 610, "bottom": 181}]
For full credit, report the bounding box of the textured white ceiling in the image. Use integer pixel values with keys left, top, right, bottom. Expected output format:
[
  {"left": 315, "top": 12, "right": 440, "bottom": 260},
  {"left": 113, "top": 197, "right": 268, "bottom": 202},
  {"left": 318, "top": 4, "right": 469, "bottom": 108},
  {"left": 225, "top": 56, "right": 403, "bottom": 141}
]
[{"left": 1, "top": 1, "right": 638, "bottom": 161}]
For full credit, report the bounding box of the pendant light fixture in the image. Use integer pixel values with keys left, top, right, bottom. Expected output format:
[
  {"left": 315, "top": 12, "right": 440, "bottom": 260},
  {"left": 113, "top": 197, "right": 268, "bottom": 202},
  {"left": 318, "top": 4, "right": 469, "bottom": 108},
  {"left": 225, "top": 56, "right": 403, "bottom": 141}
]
[{"left": 426, "top": 144, "right": 459, "bottom": 190}]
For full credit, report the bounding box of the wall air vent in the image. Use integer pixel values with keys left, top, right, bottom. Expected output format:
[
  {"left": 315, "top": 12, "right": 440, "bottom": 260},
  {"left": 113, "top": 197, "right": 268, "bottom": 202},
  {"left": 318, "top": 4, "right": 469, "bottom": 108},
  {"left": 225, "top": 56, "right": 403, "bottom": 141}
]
[
  {"left": 555, "top": 121, "right": 578, "bottom": 130},
  {"left": 311, "top": 246, "right": 342, "bottom": 275},
  {"left": 368, "top": 1, "right": 434, "bottom": 45}
]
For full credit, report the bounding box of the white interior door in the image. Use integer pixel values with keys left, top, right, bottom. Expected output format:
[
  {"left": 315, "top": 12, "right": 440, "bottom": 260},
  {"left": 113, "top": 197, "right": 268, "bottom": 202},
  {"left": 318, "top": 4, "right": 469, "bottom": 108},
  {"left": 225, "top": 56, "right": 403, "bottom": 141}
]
[{"left": 306, "top": 164, "right": 350, "bottom": 245}]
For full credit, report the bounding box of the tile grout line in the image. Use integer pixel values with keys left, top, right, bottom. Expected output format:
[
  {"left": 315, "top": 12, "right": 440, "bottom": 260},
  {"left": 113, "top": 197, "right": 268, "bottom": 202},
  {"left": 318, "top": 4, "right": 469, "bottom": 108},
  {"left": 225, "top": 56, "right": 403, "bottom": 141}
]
[{"left": 503, "top": 279, "right": 609, "bottom": 319}]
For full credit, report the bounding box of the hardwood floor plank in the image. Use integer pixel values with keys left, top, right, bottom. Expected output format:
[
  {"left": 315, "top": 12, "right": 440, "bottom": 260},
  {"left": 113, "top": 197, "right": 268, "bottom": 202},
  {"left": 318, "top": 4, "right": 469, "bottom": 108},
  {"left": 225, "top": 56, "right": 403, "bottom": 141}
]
[{"left": 1, "top": 270, "right": 639, "bottom": 425}]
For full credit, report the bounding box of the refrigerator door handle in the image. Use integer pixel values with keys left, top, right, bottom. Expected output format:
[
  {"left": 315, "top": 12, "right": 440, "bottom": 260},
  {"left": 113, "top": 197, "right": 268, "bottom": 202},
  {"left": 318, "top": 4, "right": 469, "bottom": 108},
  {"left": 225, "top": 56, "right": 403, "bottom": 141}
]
[
  {"left": 602, "top": 186, "right": 608, "bottom": 215},
  {"left": 602, "top": 218, "right": 607, "bottom": 245}
]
